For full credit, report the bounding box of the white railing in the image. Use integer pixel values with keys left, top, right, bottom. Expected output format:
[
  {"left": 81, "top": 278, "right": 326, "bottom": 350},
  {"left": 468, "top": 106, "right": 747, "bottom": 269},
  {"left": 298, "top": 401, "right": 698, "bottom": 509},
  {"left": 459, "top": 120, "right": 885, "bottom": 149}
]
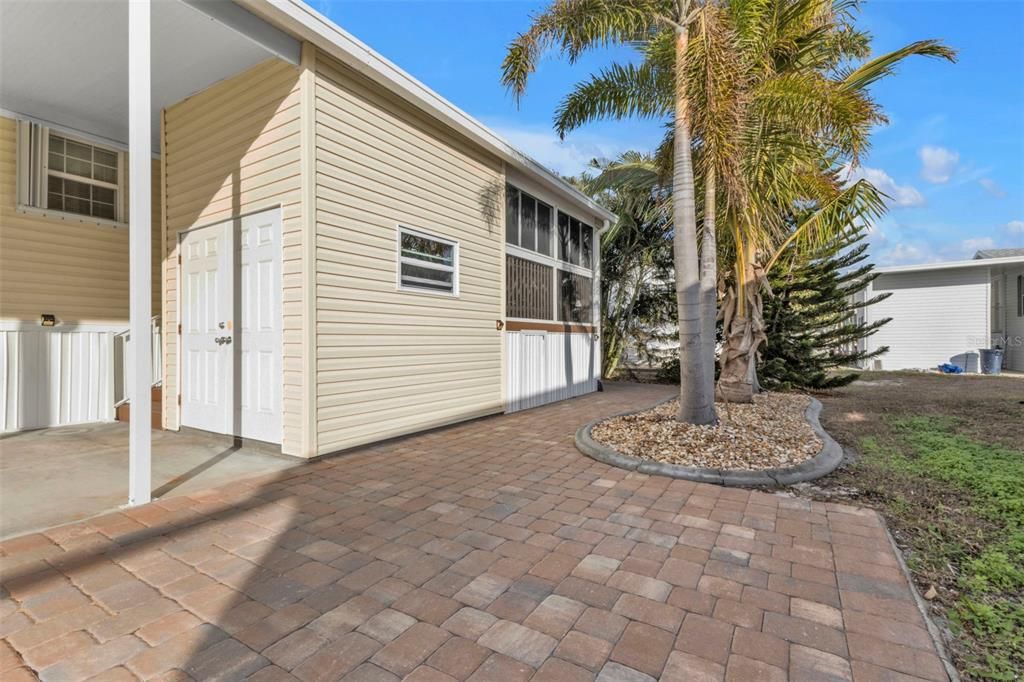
[{"left": 113, "top": 316, "right": 162, "bottom": 406}]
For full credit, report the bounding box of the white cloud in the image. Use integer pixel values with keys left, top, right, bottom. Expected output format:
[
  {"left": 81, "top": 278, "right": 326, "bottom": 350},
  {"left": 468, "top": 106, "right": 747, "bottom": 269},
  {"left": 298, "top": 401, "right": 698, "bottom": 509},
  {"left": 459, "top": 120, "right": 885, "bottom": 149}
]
[
  {"left": 918, "top": 145, "right": 959, "bottom": 184},
  {"left": 955, "top": 237, "right": 996, "bottom": 258},
  {"left": 843, "top": 164, "right": 926, "bottom": 208},
  {"left": 866, "top": 216, "right": 1018, "bottom": 267},
  {"left": 486, "top": 123, "right": 635, "bottom": 178},
  {"left": 1007, "top": 220, "right": 1024, "bottom": 234},
  {"left": 886, "top": 243, "right": 923, "bottom": 262},
  {"left": 979, "top": 178, "right": 1007, "bottom": 198},
  {"left": 882, "top": 243, "right": 932, "bottom": 265}
]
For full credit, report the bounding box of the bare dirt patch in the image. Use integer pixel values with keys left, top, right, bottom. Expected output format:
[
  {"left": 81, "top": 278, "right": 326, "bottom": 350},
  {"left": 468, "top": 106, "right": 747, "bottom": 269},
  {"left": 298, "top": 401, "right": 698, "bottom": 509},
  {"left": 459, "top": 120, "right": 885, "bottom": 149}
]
[
  {"left": 818, "top": 371, "right": 1024, "bottom": 451},
  {"left": 591, "top": 392, "right": 821, "bottom": 469}
]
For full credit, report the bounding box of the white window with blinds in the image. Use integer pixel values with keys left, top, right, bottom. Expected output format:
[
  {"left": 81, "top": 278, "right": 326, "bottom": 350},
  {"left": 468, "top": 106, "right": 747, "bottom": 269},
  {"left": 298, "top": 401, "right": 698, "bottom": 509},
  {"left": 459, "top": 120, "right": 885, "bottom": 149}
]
[
  {"left": 397, "top": 226, "right": 459, "bottom": 296},
  {"left": 15, "top": 119, "right": 128, "bottom": 226}
]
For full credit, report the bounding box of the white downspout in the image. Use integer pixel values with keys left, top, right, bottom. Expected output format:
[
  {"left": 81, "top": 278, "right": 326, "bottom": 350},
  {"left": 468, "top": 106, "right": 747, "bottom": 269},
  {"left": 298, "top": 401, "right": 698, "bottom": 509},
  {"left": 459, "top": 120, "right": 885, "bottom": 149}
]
[{"left": 128, "top": 0, "right": 152, "bottom": 506}]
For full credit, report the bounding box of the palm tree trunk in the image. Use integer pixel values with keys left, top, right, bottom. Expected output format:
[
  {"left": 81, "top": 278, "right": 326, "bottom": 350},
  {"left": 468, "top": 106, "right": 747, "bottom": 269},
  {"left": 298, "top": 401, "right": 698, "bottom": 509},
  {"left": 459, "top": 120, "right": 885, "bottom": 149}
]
[
  {"left": 700, "top": 168, "right": 718, "bottom": 403},
  {"left": 673, "top": 20, "right": 715, "bottom": 424},
  {"left": 717, "top": 241, "right": 767, "bottom": 402}
]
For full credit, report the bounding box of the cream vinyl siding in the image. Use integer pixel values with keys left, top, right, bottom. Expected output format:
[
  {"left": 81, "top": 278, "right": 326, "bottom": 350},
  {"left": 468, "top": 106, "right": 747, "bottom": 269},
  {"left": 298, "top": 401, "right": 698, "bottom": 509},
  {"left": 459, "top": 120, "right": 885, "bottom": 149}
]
[
  {"left": 162, "top": 58, "right": 305, "bottom": 453},
  {"left": 0, "top": 116, "right": 162, "bottom": 324},
  {"left": 867, "top": 267, "right": 990, "bottom": 371},
  {"left": 313, "top": 51, "right": 504, "bottom": 453}
]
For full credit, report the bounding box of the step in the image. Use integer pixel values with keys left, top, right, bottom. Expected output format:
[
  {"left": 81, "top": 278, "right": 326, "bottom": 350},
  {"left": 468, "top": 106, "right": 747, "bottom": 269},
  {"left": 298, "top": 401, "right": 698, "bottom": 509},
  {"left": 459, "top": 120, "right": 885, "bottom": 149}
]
[{"left": 115, "top": 386, "right": 163, "bottom": 429}]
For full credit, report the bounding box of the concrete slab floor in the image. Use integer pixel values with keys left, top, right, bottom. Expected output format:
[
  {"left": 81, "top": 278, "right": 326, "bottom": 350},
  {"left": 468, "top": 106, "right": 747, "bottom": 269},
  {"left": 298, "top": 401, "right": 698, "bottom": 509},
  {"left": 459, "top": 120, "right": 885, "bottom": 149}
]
[{"left": 0, "top": 422, "right": 301, "bottom": 540}]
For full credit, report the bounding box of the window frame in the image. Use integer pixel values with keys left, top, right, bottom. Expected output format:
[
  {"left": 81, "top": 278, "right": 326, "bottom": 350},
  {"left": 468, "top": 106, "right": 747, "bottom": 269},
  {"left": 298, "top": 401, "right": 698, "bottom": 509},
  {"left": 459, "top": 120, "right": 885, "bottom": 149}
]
[
  {"left": 505, "top": 184, "right": 554, "bottom": 258},
  {"left": 506, "top": 254, "right": 554, "bottom": 321},
  {"left": 504, "top": 183, "right": 599, "bottom": 325},
  {"left": 1018, "top": 274, "right": 1023, "bottom": 318},
  {"left": 557, "top": 210, "right": 594, "bottom": 268},
  {"left": 395, "top": 225, "right": 460, "bottom": 297},
  {"left": 991, "top": 276, "right": 1004, "bottom": 334},
  {"left": 46, "top": 133, "right": 122, "bottom": 222},
  {"left": 15, "top": 120, "right": 128, "bottom": 229},
  {"left": 557, "top": 268, "right": 594, "bottom": 324}
]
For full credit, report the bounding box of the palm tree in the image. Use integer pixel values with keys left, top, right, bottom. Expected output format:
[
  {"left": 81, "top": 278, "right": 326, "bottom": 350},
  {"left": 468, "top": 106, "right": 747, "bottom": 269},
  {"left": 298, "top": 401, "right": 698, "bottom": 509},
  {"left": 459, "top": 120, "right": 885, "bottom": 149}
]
[
  {"left": 518, "top": 0, "right": 954, "bottom": 403},
  {"left": 574, "top": 155, "right": 675, "bottom": 378},
  {"left": 709, "top": 1, "right": 955, "bottom": 401},
  {"left": 502, "top": 0, "right": 717, "bottom": 424}
]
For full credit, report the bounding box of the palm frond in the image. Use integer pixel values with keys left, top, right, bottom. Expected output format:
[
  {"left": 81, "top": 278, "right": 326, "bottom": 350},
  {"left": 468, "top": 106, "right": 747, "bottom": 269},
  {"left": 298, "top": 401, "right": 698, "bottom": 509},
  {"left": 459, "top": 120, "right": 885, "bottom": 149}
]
[
  {"left": 501, "top": 0, "right": 671, "bottom": 100},
  {"left": 686, "top": 3, "right": 747, "bottom": 203},
  {"left": 843, "top": 39, "right": 957, "bottom": 92},
  {"left": 554, "top": 61, "right": 673, "bottom": 136},
  {"left": 765, "top": 178, "right": 886, "bottom": 272}
]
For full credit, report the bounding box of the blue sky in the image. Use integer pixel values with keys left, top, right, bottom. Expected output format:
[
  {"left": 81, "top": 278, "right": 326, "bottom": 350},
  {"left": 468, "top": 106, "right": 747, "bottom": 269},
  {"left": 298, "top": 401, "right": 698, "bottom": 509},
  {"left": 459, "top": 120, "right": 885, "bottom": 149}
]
[{"left": 313, "top": 0, "right": 1024, "bottom": 265}]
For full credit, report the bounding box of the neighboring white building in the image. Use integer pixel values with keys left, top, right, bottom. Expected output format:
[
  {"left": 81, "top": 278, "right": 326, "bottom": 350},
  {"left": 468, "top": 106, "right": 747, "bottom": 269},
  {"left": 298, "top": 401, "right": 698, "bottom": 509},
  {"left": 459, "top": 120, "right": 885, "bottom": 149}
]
[{"left": 860, "top": 249, "right": 1024, "bottom": 372}]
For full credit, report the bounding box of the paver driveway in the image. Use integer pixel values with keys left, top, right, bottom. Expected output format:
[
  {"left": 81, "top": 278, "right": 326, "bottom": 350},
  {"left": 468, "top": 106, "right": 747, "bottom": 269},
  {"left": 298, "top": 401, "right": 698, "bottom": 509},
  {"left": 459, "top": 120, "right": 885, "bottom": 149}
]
[{"left": 0, "top": 383, "right": 950, "bottom": 681}]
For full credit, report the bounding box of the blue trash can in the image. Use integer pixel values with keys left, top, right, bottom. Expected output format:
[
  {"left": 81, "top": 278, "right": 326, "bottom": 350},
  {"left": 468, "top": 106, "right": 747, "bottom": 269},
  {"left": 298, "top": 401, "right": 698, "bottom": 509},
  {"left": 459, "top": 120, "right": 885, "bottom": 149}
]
[{"left": 980, "top": 348, "right": 1003, "bottom": 375}]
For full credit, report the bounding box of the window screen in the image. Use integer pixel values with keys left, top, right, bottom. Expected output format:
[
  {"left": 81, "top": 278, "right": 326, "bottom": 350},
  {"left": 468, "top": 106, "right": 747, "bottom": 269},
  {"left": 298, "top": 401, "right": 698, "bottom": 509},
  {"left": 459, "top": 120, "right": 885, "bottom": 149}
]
[
  {"left": 506, "top": 255, "right": 553, "bottom": 320},
  {"left": 506, "top": 184, "right": 553, "bottom": 256},
  {"left": 505, "top": 186, "right": 520, "bottom": 245},
  {"left": 556, "top": 211, "right": 594, "bottom": 268},
  {"left": 558, "top": 269, "right": 593, "bottom": 323}
]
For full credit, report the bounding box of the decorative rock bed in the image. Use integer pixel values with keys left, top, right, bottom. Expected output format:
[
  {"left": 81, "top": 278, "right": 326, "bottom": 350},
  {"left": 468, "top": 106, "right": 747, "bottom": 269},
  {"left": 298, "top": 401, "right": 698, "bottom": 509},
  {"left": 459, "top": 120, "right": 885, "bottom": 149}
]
[{"left": 575, "top": 393, "right": 843, "bottom": 486}]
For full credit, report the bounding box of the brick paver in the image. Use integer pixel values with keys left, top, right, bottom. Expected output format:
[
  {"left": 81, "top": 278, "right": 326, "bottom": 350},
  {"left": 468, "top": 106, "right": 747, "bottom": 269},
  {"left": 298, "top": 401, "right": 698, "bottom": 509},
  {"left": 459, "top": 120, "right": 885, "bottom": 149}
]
[{"left": 0, "top": 383, "right": 950, "bottom": 680}]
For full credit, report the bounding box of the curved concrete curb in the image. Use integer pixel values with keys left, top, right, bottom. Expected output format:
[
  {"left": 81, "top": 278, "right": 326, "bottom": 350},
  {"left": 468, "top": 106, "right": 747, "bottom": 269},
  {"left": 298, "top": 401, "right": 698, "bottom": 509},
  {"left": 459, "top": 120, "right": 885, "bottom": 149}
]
[{"left": 575, "top": 396, "right": 843, "bottom": 487}]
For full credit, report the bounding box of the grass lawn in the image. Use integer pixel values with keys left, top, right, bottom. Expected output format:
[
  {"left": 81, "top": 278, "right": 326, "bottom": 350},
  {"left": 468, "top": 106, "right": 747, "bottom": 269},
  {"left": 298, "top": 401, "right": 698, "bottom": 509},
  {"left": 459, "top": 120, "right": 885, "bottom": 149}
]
[{"left": 815, "top": 372, "right": 1024, "bottom": 681}]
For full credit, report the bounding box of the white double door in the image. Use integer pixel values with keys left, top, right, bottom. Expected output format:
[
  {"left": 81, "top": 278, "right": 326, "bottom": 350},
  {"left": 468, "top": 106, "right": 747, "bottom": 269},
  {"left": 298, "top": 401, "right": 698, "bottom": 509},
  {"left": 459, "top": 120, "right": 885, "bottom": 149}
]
[{"left": 180, "top": 209, "right": 282, "bottom": 444}]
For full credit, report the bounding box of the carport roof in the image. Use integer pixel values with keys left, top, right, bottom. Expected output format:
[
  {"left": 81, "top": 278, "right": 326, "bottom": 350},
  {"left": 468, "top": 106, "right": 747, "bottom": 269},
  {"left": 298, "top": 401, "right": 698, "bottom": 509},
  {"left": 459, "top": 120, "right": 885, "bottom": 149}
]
[{"left": 0, "top": 0, "right": 299, "bottom": 150}]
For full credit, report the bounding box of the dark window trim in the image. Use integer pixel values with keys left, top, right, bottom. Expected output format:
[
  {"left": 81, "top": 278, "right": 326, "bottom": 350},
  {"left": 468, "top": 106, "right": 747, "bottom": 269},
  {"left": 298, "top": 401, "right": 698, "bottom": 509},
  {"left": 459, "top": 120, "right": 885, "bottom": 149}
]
[
  {"left": 558, "top": 269, "right": 593, "bottom": 324},
  {"left": 505, "top": 183, "right": 553, "bottom": 257},
  {"left": 556, "top": 210, "right": 594, "bottom": 269}
]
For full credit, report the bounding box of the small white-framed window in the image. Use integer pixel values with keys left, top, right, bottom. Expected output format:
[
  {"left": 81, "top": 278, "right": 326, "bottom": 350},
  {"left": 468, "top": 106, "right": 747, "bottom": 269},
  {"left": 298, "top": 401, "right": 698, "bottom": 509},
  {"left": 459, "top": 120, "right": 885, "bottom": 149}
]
[
  {"left": 46, "top": 134, "right": 121, "bottom": 220},
  {"left": 397, "top": 226, "right": 459, "bottom": 295},
  {"left": 16, "top": 120, "right": 127, "bottom": 226}
]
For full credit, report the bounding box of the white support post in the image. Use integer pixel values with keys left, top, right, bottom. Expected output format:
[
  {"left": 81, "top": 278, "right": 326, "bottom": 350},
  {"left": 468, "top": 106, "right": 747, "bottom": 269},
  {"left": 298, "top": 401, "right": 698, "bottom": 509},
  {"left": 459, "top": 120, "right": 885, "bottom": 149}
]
[
  {"left": 595, "top": 219, "right": 609, "bottom": 380},
  {"left": 128, "top": 0, "right": 152, "bottom": 506}
]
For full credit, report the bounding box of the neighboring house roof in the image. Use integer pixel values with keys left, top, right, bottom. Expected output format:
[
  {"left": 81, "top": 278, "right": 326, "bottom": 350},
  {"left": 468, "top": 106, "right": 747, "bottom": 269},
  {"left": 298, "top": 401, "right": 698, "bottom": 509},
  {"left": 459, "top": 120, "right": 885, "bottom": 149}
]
[
  {"left": 875, "top": 253, "right": 1024, "bottom": 275},
  {"left": 239, "top": 0, "right": 617, "bottom": 226},
  {"left": 974, "top": 248, "right": 1024, "bottom": 260}
]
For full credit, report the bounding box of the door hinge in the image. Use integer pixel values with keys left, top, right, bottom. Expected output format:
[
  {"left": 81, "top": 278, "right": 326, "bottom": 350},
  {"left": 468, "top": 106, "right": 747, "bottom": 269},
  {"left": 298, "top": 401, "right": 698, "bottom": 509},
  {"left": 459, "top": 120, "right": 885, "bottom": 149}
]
[
  {"left": 178, "top": 394, "right": 182, "bottom": 406},
  {"left": 178, "top": 323, "right": 181, "bottom": 335}
]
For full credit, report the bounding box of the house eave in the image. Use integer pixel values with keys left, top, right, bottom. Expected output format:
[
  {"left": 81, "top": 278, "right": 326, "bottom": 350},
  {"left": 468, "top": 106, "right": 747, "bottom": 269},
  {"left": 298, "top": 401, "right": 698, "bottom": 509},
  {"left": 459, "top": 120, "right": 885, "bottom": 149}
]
[
  {"left": 235, "top": 0, "right": 618, "bottom": 226},
  {"left": 875, "top": 255, "right": 1024, "bottom": 275}
]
